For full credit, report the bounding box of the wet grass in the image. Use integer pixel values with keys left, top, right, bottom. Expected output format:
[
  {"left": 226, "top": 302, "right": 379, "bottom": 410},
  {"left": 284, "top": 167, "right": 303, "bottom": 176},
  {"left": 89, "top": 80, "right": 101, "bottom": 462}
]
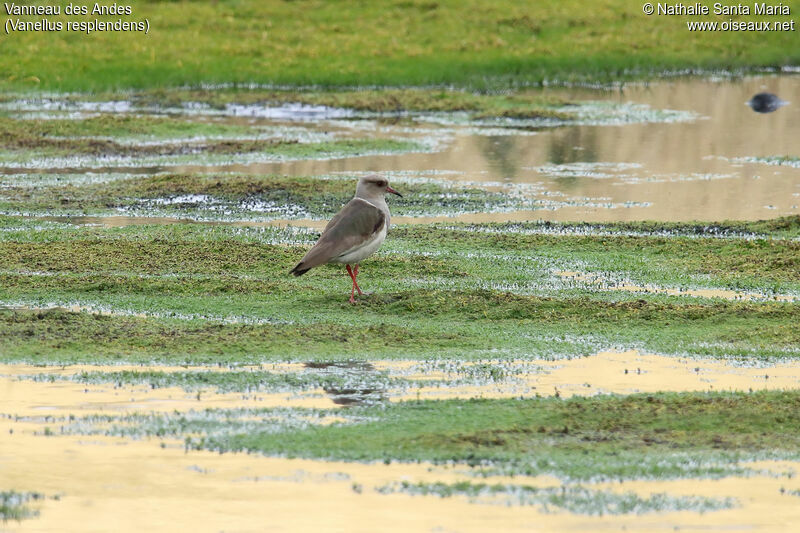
[
  {"left": 0, "top": 309, "right": 467, "bottom": 363},
  {"left": 114, "top": 88, "right": 574, "bottom": 120},
  {"left": 0, "top": 135, "right": 291, "bottom": 159},
  {"left": 375, "top": 481, "right": 734, "bottom": 514},
  {"left": 115, "top": 87, "right": 572, "bottom": 118},
  {"left": 448, "top": 217, "right": 800, "bottom": 240},
  {"left": 1, "top": 1, "right": 797, "bottom": 517},
  {"left": 28, "top": 366, "right": 400, "bottom": 395},
  {"left": 0, "top": 135, "right": 423, "bottom": 166},
  {"left": 47, "top": 407, "right": 361, "bottom": 442},
  {"left": 62, "top": 391, "right": 800, "bottom": 480},
  {"left": 740, "top": 156, "right": 800, "bottom": 169},
  {"left": 392, "top": 222, "right": 800, "bottom": 284},
  {"left": 0, "top": 90, "right": 696, "bottom": 129},
  {"left": 0, "top": 491, "right": 43, "bottom": 522},
  {"left": 0, "top": 174, "right": 529, "bottom": 219},
  {"left": 2, "top": 294, "right": 799, "bottom": 362},
  {"left": 2, "top": 214, "right": 798, "bottom": 286},
  {"left": 0, "top": 115, "right": 252, "bottom": 141},
  {"left": 198, "top": 392, "right": 800, "bottom": 478},
  {"left": 1, "top": 1, "right": 797, "bottom": 91},
  {"left": 0, "top": 214, "right": 798, "bottom": 362}
]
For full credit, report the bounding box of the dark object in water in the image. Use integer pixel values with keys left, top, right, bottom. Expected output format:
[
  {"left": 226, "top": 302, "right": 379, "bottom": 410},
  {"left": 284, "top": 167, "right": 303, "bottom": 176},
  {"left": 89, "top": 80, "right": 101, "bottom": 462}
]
[{"left": 747, "top": 92, "right": 788, "bottom": 113}]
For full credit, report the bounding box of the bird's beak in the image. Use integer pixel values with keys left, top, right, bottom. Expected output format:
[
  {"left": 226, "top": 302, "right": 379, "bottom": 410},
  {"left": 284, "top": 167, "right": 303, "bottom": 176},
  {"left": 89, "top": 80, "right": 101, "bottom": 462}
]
[{"left": 386, "top": 186, "right": 403, "bottom": 197}]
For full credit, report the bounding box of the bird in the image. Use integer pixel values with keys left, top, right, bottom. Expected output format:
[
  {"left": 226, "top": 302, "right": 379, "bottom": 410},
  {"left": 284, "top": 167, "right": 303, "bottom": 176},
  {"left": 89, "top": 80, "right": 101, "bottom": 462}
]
[
  {"left": 289, "top": 175, "right": 402, "bottom": 304},
  {"left": 747, "top": 92, "right": 788, "bottom": 113}
]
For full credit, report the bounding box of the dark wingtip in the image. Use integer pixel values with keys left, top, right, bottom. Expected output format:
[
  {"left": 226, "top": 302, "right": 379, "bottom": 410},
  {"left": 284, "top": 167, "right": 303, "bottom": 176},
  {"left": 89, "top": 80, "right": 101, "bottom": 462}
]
[{"left": 290, "top": 264, "right": 310, "bottom": 277}]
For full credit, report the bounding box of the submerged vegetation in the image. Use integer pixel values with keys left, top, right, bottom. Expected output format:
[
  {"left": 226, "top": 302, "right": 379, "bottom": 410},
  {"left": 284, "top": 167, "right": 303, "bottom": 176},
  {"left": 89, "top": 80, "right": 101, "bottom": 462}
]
[
  {"left": 741, "top": 156, "right": 800, "bottom": 169},
  {"left": 375, "top": 480, "right": 736, "bottom": 515},
  {"left": 30, "top": 366, "right": 399, "bottom": 396},
  {"left": 0, "top": 491, "right": 43, "bottom": 522},
  {"left": 0, "top": 174, "right": 532, "bottom": 219}
]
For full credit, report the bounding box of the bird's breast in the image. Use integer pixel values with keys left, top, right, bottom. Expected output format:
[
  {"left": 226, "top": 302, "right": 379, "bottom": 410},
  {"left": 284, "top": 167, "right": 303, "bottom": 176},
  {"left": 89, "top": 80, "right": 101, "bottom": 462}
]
[{"left": 331, "top": 223, "right": 387, "bottom": 264}]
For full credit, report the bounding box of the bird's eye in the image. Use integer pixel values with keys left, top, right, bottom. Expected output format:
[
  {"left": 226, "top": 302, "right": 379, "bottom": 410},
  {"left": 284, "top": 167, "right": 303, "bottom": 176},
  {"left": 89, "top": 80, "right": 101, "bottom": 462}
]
[{"left": 378, "top": 181, "right": 387, "bottom": 187}]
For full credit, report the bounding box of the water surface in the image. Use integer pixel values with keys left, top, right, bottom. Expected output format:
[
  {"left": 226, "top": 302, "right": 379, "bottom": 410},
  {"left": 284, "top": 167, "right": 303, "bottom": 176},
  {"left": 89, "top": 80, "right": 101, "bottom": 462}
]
[{"left": 4, "top": 76, "right": 800, "bottom": 223}]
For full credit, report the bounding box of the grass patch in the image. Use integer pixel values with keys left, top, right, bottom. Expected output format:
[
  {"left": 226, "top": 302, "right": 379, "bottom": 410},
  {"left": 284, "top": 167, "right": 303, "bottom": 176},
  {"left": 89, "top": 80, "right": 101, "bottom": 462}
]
[
  {"left": 376, "top": 481, "right": 735, "bottom": 514},
  {"left": 393, "top": 222, "right": 800, "bottom": 283},
  {"left": 1, "top": 1, "right": 797, "bottom": 91},
  {"left": 27, "top": 366, "right": 399, "bottom": 395},
  {"left": 2, "top": 294, "right": 799, "bottom": 362},
  {"left": 115, "top": 87, "right": 572, "bottom": 118},
  {"left": 0, "top": 133, "right": 423, "bottom": 166},
  {"left": 739, "top": 156, "right": 800, "bottom": 169},
  {"left": 56, "top": 407, "right": 362, "bottom": 441},
  {"left": 441, "top": 217, "right": 800, "bottom": 240},
  {"left": 0, "top": 491, "right": 43, "bottom": 522},
  {"left": 0, "top": 215, "right": 798, "bottom": 362},
  {"left": 0, "top": 174, "right": 527, "bottom": 219},
  {"left": 107, "top": 391, "right": 800, "bottom": 480},
  {"left": 0, "top": 114, "right": 252, "bottom": 140},
  {"left": 0, "top": 91, "right": 697, "bottom": 127},
  {"left": 0, "top": 309, "right": 464, "bottom": 363}
]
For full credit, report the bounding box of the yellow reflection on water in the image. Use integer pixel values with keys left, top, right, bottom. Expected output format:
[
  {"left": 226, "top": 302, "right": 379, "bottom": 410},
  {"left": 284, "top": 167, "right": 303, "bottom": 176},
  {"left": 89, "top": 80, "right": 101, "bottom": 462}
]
[{"left": 3, "top": 354, "right": 800, "bottom": 532}]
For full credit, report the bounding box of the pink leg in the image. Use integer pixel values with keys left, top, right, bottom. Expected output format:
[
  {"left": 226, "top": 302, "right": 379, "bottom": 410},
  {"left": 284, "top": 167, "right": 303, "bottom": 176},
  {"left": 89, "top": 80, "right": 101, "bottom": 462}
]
[
  {"left": 346, "top": 264, "right": 358, "bottom": 304},
  {"left": 353, "top": 264, "right": 363, "bottom": 295}
]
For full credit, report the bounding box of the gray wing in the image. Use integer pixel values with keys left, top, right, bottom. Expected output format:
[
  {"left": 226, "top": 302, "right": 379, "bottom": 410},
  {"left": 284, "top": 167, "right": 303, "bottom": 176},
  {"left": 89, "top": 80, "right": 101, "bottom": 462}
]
[{"left": 290, "top": 198, "right": 385, "bottom": 276}]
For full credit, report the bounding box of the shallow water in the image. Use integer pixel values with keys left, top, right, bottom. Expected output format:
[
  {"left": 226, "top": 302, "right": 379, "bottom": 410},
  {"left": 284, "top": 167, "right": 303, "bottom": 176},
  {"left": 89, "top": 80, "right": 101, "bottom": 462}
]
[
  {"left": 3, "top": 360, "right": 800, "bottom": 532},
  {"left": 0, "top": 372, "right": 337, "bottom": 415},
  {"left": 4, "top": 349, "right": 799, "bottom": 406},
  {"left": 5, "top": 76, "right": 800, "bottom": 224},
  {"left": 291, "top": 76, "right": 800, "bottom": 223},
  {"left": 385, "top": 350, "right": 800, "bottom": 401},
  {"left": 4, "top": 423, "right": 800, "bottom": 533}
]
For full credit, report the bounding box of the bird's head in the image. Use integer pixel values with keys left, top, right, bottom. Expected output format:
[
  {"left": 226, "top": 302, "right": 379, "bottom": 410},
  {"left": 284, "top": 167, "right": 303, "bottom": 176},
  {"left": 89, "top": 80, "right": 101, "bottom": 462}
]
[{"left": 355, "top": 175, "right": 402, "bottom": 199}]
